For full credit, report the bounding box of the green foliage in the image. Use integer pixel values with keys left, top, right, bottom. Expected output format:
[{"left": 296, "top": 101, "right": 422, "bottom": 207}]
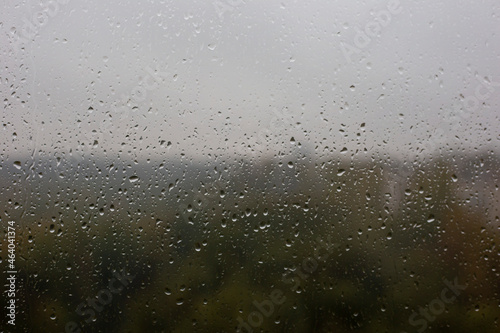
[{"left": 1, "top": 152, "right": 499, "bottom": 332}]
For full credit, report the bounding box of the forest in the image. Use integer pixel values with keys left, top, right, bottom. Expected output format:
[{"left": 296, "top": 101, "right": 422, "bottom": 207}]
[{"left": 0, "top": 149, "right": 499, "bottom": 332}]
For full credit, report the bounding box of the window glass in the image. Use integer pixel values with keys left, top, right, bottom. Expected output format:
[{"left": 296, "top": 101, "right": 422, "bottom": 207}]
[{"left": 1, "top": 0, "right": 499, "bottom": 332}]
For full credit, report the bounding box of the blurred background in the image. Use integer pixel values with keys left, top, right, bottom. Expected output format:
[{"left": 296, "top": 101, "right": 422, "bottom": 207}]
[{"left": 1, "top": 0, "right": 499, "bottom": 332}]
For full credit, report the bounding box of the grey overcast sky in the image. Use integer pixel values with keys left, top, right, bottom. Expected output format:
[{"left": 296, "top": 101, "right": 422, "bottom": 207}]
[{"left": 1, "top": 0, "right": 499, "bottom": 162}]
